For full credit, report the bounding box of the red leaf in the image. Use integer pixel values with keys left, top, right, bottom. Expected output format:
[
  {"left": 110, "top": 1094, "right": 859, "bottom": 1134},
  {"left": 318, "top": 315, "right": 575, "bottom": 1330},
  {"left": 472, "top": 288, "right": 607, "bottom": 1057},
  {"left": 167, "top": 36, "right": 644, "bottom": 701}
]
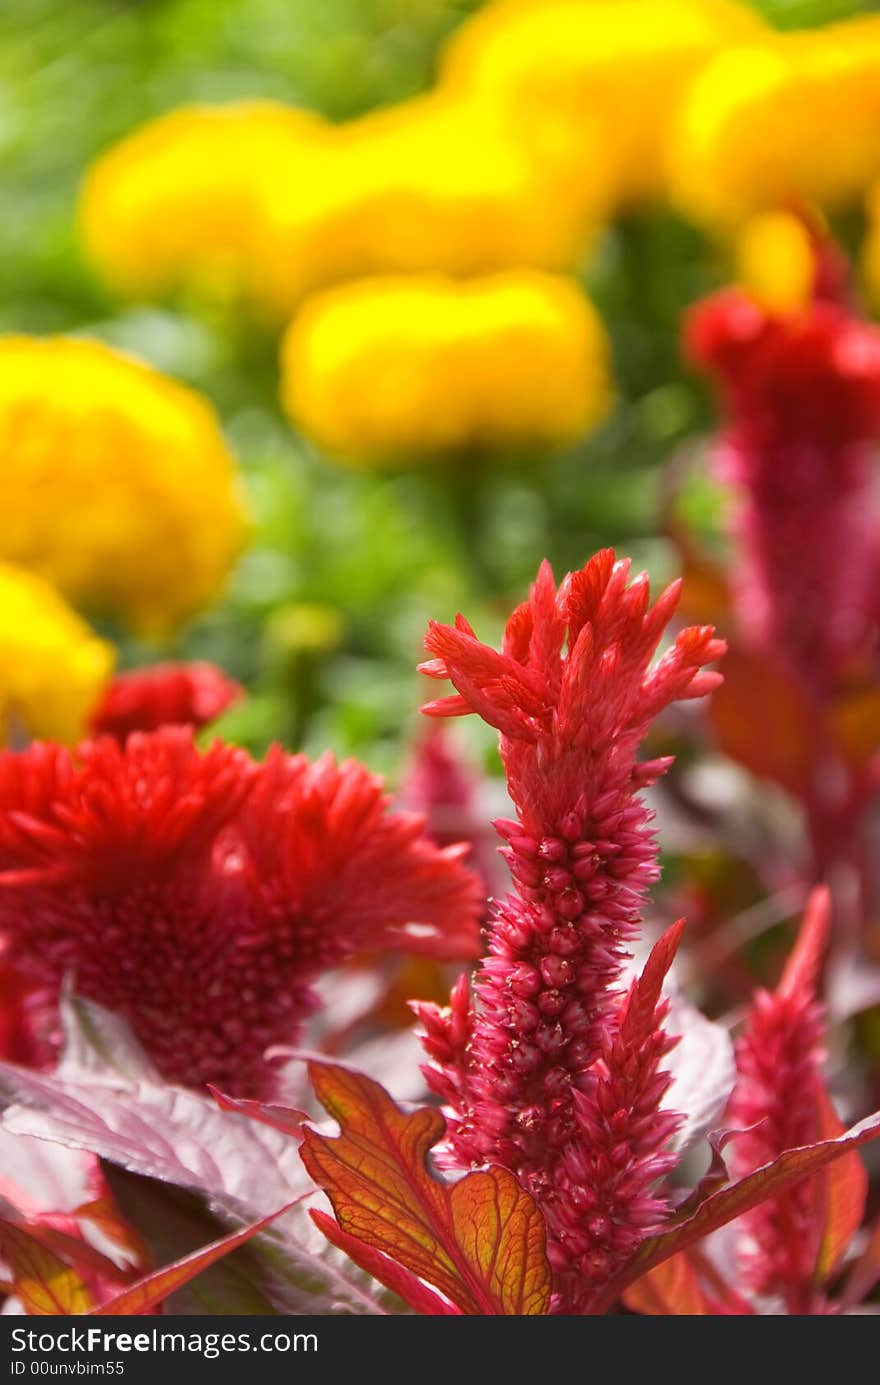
[
  {"left": 593, "top": 1107, "right": 880, "bottom": 1312},
  {"left": 708, "top": 648, "right": 816, "bottom": 796},
  {"left": 311, "top": 1210, "right": 461, "bottom": 1315},
  {"left": 839, "top": 1210, "right": 880, "bottom": 1311},
  {"left": 301, "top": 1062, "right": 552, "bottom": 1315},
  {"left": 0, "top": 1219, "right": 94, "bottom": 1315},
  {"left": 208, "top": 1086, "right": 307, "bottom": 1137},
  {"left": 623, "top": 1250, "right": 711, "bottom": 1316},
  {"left": 812, "top": 1084, "right": 867, "bottom": 1286},
  {"left": 94, "top": 1200, "right": 301, "bottom": 1316}
]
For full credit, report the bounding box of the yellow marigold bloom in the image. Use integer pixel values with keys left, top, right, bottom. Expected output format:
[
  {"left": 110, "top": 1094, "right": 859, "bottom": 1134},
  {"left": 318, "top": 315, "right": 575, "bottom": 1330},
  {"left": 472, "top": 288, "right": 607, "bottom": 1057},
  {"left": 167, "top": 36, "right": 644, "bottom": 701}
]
[
  {"left": 0, "top": 564, "right": 114, "bottom": 746},
  {"left": 439, "top": 0, "right": 766, "bottom": 207},
  {"left": 280, "top": 272, "right": 613, "bottom": 462},
  {"left": 736, "top": 211, "right": 816, "bottom": 314},
  {"left": 79, "top": 101, "right": 330, "bottom": 305},
  {"left": 254, "top": 91, "right": 605, "bottom": 320},
  {"left": 669, "top": 17, "right": 880, "bottom": 228},
  {"left": 79, "top": 93, "right": 606, "bottom": 320},
  {"left": 0, "top": 336, "right": 247, "bottom": 637}
]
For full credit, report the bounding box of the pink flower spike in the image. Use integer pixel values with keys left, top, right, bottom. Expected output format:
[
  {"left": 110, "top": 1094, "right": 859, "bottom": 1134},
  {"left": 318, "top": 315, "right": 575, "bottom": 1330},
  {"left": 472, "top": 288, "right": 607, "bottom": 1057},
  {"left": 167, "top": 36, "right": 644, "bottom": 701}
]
[
  {"left": 414, "top": 552, "right": 724, "bottom": 1312},
  {"left": 725, "top": 886, "right": 845, "bottom": 1312}
]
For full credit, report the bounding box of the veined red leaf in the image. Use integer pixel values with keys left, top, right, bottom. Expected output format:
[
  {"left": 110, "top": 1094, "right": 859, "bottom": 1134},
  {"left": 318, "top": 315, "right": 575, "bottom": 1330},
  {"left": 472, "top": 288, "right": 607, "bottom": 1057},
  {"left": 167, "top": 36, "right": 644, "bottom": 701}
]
[
  {"left": 812, "top": 1084, "right": 867, "bottom": 1286},
  {"left": 0, "top": 1218, "right": 94, "bottom": 1315},
  {"left": 593, "top": 1107, "right": 880, "bottom": 1312},
  {"left": 208, "top": 1086, "right": 307, "bottom": 1137},
  {"left": 311, "top": 1210, "right": 461, "bottom": 1315},
  {"left": 301, "top": 1062, "right": 551, "bottom": 1315},
  {"left": 95, "top": 1199, "right": 302, "bottom": 1316},
  {"left": 623, "top": 1250, "right": 711, "bottom": 1316}
]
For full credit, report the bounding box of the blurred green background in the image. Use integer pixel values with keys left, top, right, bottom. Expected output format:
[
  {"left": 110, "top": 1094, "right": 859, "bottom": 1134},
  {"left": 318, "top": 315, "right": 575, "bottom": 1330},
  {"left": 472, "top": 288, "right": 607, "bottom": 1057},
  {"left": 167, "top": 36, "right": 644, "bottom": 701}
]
[{"left": 2, "top": 0, "right": 877, "bottom": 775}]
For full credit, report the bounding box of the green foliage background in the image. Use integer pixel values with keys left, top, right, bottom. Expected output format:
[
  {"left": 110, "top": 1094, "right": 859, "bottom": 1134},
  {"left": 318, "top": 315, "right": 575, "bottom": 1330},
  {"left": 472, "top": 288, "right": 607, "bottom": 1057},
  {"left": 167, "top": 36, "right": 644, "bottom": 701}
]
[{"left": 2, "top": 0, "right": 877, "bottom": 775}]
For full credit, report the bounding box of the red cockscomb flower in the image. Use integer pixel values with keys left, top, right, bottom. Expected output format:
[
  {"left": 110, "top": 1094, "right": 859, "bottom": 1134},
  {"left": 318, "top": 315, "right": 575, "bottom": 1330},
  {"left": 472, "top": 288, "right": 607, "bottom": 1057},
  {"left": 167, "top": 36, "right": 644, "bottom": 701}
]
[
  {"left": 0, "top": 728, "right": 481, "bottom": 1096},
  {"left": 91, "top": 661, "right": 242, "bottom": 741},
  {"left": 725, "top": 886, "right": 858, "bottom": 1313},
  {"left": 414, "top": 552, "right": 725, "bottom": 1313},
  {"left": 686, "top": 288, "right": 880, "bottom": 689}
]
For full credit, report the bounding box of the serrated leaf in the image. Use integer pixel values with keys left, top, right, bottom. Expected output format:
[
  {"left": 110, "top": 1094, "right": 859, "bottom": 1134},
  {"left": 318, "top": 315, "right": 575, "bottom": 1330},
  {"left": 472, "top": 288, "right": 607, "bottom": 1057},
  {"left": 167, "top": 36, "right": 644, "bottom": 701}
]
[
  {"left": 0, "top": 994, "right": 390, "bottom": 1314},
  {"left": 593, "top": 1107, "right": 880, "bottom": 1312},
  {"left": 301, "top": 1061, "right": 551, "bottom": 1315},
  {"left": 0, "top": 1218, "right": 93, "bottom": 1315}
]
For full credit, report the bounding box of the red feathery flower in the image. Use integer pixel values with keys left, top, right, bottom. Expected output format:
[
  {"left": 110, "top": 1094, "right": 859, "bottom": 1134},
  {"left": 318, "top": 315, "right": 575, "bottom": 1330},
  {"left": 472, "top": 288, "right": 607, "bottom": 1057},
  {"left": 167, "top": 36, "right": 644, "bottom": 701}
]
[
  {"left": 0, "top": 728, "right": 481, "bottom": 1096},
  {"left": 415, "top": 552, "right": 725, "bottom": 1313},
  {"left": 91, "top": 661, "right": 242, "bottom": 740},
  {"left": 725, "top": 887, "right": 839, "bottom": 1313},
  {"left": 686, "top": 288, "right": 880, "bottom": 688}
]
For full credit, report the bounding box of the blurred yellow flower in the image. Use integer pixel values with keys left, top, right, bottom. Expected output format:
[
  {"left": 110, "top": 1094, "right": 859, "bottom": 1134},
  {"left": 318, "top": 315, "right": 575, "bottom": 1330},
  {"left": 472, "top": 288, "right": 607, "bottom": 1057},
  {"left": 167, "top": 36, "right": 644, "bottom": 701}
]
[
  {"left": 79, "top": 101, "right": 330, "bottom": 306},
  {"left": 280, "top": 272, "right": 613, "bottom": 461},
  {"left": 0, "top": 336, "right": 247, "bottom": 637},
  {"left": 669, "top": 17, "right": 880, "bottom": 228},
  {"left": 439, "top": 0, "right": 766, "bottom": 208},
  {"left": 736, "top": 211, "right": 816, "bottom": 314},
  {"left": 80, "top": 91, "right": 607, "bottom": 321},
  {"left": 254, "top": 91, "right": 605, "bottom": 320},
  {"left": 0, "top": 563, "right": 114, "bottom": 746}
]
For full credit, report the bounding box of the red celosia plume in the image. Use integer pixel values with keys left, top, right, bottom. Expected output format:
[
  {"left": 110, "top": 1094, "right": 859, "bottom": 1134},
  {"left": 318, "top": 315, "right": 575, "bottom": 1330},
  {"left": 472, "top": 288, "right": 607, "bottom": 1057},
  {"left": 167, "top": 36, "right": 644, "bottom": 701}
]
[
  {"left": 91, "top": 661, "right": 242, "bottom": 741},
  {"left": 415, "top": 552, "right": 726, "bottom": 1313},
  {"left": 725, "top": 886, "right": 866, "bottom": 1313},
  {"left": 686, "top": 288, "right": 880, "bottom": 687},
  {"left": 0, "top": 728, "right": 481, "bottom": 1096}
]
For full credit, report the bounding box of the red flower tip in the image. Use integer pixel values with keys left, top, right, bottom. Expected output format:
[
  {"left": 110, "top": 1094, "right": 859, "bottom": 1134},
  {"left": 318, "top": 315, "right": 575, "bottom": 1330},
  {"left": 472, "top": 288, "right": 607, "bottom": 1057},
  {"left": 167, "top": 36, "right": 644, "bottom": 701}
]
[
  {"left": 686, "top": 289, "right": 880, "bottom": 450},
  {"left": 422, "top": 551, "right": 724, "bottom": 832},
  {"left": 91, "top": 661, "right": 242, "bottom": 741},
  {"left": 0, "top": 729, "right": 482, "bottom": 1094}
]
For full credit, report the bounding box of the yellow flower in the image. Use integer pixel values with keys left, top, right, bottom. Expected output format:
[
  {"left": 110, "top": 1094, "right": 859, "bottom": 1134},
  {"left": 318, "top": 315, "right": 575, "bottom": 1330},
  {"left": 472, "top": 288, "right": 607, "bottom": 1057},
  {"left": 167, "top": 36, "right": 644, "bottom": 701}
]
[
  {"left": 280, "top": 272, "right": 613, "bottom": 461},
  {"left": 0, "top": 563, "right": 114, "bottom": 746},
  {"left": 669, "top": 17, "right": 880, "bottom": 228},
  {"left": 735, "top": 211, "right": 816, "bottom": 314},
  {"left": 79, "top": 101, "right": 330, "bottom": 306},
  {"left": 439, "top": 0, "right": 766, "bottom": 208},
  {"left": 254, "top": 91, "right": 605, "bottom": 320},
  {"left": 79, "top": 92, "right": 606, "bottom": 321},
  {"left": 0, "top": 336, "right": 247, "bottom": 637}
]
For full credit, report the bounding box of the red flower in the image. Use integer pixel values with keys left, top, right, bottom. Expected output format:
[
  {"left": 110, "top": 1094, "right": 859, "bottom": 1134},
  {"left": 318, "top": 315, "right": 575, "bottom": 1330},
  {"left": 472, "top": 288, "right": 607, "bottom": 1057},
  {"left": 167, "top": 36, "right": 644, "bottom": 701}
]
[
  {"left": 91, "top": 661, "right": 242, "bottom": 740},
  {"left": 686, "top": 288, "right": 880, "bottom": 687},
  {"left": 725, "top": 887, "right": 839, "bottom": 1312},
  {"left": 415, "top": 552, "right": 724, "bottom": 1312},
  {"left": 0, "top": 728, "right": 481, "bottom": 1095}
]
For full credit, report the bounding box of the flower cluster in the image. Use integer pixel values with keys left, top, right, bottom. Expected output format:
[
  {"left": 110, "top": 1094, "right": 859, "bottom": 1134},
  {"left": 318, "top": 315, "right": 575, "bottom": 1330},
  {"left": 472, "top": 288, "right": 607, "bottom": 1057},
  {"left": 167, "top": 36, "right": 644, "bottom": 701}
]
[
  {"left": 0, "top": 563, "right": 114, "bottom": 747},
  {"left": 0, "top": 729, "right": 481, "bottom": 1095},
  {"left": 686, "top": 283, "right": 880, "bottom": 691},
  {"left": 414, "top": 551, "right": 724, "bottom": 1312},
  {"left": 0, "top": 336, "right": 247, "bottom": 637},
  {"left": 80, "top": 91, "right": 598, "bottom": 323},
  {"left": 669, "top": 16, "right": 880, "bottom": 229},
  {"left": 281, "top": 272, "right": 612, "bottom": 460}
]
